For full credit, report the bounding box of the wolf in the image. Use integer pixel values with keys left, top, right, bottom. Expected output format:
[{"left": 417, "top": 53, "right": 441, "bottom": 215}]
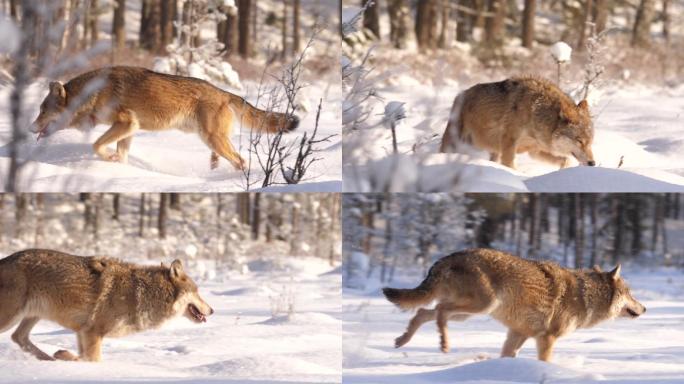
[
  {"left": 383, "top": 248, "right": 645, "bottom": 361},
  {"left": 29, "top": 66, "right": 300, "bottom": 171},
  {"left": 440, "top": 77, "right": 595, "bottom": 169},
  {"left": 0, "top": 249, "right": 214, "bottom": 362}
]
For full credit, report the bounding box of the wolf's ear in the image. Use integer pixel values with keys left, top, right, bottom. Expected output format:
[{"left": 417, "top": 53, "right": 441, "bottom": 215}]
[
  {"left": 608, "top": 264, "right": 621, "bottom": 280},
  {"left": 170, "top": 259, "right": 184, "bottom": 279},
  {"left": 577, "top": 100, "right": 589, "bottom": 111},
  {"left": 49, "top": 81, "right": 66, "bottom": 100}
]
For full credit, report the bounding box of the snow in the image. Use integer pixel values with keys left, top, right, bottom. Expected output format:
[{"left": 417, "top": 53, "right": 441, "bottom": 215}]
[
  {"left": 551, "top": 41, "right": 573, "bottom": 63},
  {"left": 0, "top": 77, "right": 342, "bottom": 192},
  {"left": 0, "top": 18, "right": 20, "bottom": 55},
  {"left": 343, "top": 267, "right": 684, "bottom": 383},
  {"left": 344, "top": 80, "right": 684, "bottom": 192},
  {"left": 0, "top": 255, "right": 342, "bottom": 383}
]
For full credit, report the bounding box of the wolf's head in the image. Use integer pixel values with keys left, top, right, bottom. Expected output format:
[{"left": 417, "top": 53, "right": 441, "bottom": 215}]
[
  {"left": 30, "top": 81, "right": 70, "bottom": 141},
  {"left": 605, "top": 265, "right": 646, "bottom": 319},
  {"left": 168, "top": 260, "right": 214, "bottom": 323},
  {"left": 552, "top": 100, "right": 595, "bottom": 166}
]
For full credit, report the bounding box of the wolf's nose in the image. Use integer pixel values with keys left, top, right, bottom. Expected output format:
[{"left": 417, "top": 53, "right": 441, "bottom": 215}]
[
  {"left": 643, "top": 307, "right": 646, "bottom": 313},
  {"left": 209, "top": 307, "right": 215, "bottom": 315},
  {"left": 587, "top": 160, "right": 595, "bottom": 166}
]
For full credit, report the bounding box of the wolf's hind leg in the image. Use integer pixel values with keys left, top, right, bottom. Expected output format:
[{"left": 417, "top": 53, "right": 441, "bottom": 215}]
[
  {"left": 436, "top": 306, "right": 451, "bottom": 353},
  {"left": 200, "top": 105, "right": 246, "bottom": 171},
  {"left": 395, "top": 308, "right": 436, "bottom": 348},
  {"left": 501, "top": 329, "right": 527, "bottom": 358},
  {"left": 206, "top": 135, "right": 246, "bottom": 171},
  {"left": 93, "top": 109, "right": 139, "bottom": 162},
  {"left": 11, "top": 317, "right": 54, "bottom": 361}
]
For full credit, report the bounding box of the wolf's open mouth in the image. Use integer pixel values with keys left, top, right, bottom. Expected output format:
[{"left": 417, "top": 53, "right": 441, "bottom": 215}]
[
  {"left": 626, "top": 308, "right": 640, "bottom": 318},
  {"left": 188, "top": 303, "right": 206, "bottom": 323}
]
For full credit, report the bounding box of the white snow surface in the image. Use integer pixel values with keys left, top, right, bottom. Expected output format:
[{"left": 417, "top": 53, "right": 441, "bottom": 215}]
[
  {"left": 344, "top": 80, "right": 684, "bottom": 192},
  {"left": 343, "top": 267, "right": 684, "bottom": 383},
  {"left": 0, "top": 256, "right": 342, "bottom": 383},
  {"left": 0, "top": 77, "right": 341, "bottom": 192}
]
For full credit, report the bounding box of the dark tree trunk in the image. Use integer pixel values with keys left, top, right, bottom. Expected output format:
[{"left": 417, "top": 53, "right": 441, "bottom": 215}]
[
  {"left": 593, "top": 0, "right": 608, "bottom": 34},
  {"left": 139, "top": 193, "right": 146, "bottom": 237},
  {"left": 574, "top": 194, "right": 585, "bottom": 268},
  {"left": 282, "top": 0, "right": 288, "bottom": 59},
  {"left": 521, "top": 0, "right": 535, "bottom": 48},
  {"left": 632, "top": 0, "right": 654, "bottom": 47},
  {"left": 158, "top": 193, "right": 168, "bottom": 239},
  {"left": 251, "top": 193, "right": 260, "bottom": 240},
  {"left": 113, "top": 0, "right": 126, "bottom": 51},
  {"left": 612, "top": 196, "right": 624, "bottom": 264},
  {"left": 415, "top": 0, "right": 439, "bottom": 50},
  {"left": 113, "top": 193, "right": 120, "bottom": 220},
  {"left": 576, "top": 0, "right": 593, "bottom": 51},
  {"left": 293, "top": 0, "right": 301, "bottom": 53},
  {"left": 160, "top": 0, "right": 174, "bottom": 53},
  {"left": 484, "top": 0, "right": 507, "bottom": 44},
  {"left": 387, "top": 0, "right": 409, "bottom": 48},
  {"left": 238, "top": 0, "right": 252, "bottom": 58},
  {"left": 362, "top": 0, "right": 380, "bottom": 39}
]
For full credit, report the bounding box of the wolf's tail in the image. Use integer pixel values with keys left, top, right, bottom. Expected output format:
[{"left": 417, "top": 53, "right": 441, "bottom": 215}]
[
  {"left": 227, "top": 94, "right": 300, "bottom": 134},
  {"left": 383, "top": 266, "right": 439, "bottom": 310},
  {"left": 440, "top": 92, "right": 466, "bottom": 152}
]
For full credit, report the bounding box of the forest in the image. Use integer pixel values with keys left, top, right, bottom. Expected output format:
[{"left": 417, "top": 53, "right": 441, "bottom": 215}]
[
  {"left": 343, "top": 193, "right": 683, "bottom": 285},
  {"left": 1, "top": 192, "right": 341, "bottom": 266}
]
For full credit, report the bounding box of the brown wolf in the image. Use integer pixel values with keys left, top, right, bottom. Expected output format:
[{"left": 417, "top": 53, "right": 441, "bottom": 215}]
[
  {"left": 383, "top": 248, "right": 645, "bottom": 361},
  {"left": 0, "top": 249, "right": 214, "bottom": 362},
  {"left": 29, "top": 66, "right": 300, "bottom": 171},
  {"left": 440, "top": 77, "right": 595, "bottom": 169}
]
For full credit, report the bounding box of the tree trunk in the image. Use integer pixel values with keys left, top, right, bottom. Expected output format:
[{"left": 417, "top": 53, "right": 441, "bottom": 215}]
[
  {"left": 438, "top": 0, "right": 450, "bottom": 48},
  {"left": 89, "top": 0, "right": 99, "bottom": 45},
  {"left": 251, "top": 193, "right": 260, "bottom": 240},
  {"left": 574, "top": 194, "right": 585, "bottom": 268},
  {"left": 113, "top": 0, "right": 125, "bottom": 51},
  {"left": 139, "top": 193, "right": 146, "bottom": 237},
  {"left": 293, "top": 0, "right": 300, "bottom": 53},
  {"left": 387, "top": 0, "right": 409, "bottom": 48},
  {"left": 651, "top": 195, "right": 661, "bottom": 253},
  {"left": 484, "top": 0, "right": 507, "bottom": 45},
  {"left": 160, "top": 0, "right": 173, "bottom": 53},
  {"left": 158, "top": 193, "right": 168, "bottom": 239},
  {"left": 521, "top": 0, "right": 535, "bottom": 48},
  {"left": 415, "top": 0, "right": 439, "bottom": 50},
  {"left": 630, "top": 197, "right": 643, "bottom": 257},
  {"left": 113, "top": 193, "right": 120, "bottom": 220},
  {"left": 593, "top": 0, "right": 608, "bottom": 34},
  {"left": 281, "top": 0, "right": 288, "bottom": 59},
  {"left": 456, "top": 0, "right": 475, "bottom": 42},
  {"left": 589, "top": 194, "right": 598, "bottom": 266},
  {"left": 237, "top": 193, "right": 251, "bottom": 225},
  {"left": 576, "top": 0, "right": 593, "bottom": 51},
  {"left": 662, "top": 0, "right": 670, "bottom": 42},
  {"left": 362, "top": 0, "right": 380, "bottom": 39},
  {"left": 238, "top": 0, "right": 252, "bottom": 58},
  {"left": 612, "top": 196, "right": 624, "bottom": 264},
  {"left": 140, "top": 0, "right": 160, "bottom": 50},
  {"left": 632, "top": 0, "right": 654, "bottom": 47}
]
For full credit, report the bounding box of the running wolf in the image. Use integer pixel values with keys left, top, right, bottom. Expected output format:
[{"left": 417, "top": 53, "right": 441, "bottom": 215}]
[
  {"left": 0, "top": 249, "right": 214, "bottom": 362},
  {"left": 440, "top": 77, "right": 595, "bottom": 169},
  {"left": 29, "top": 66, "right": 300, "bottom": 171},
  {"left": 383, "top": 248, "right": 645, "bottom": 361}
]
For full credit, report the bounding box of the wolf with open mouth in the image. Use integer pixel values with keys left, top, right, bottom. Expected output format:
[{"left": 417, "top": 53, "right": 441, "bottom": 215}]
[{"left": 0, "top": 249, "right": 214, "bottom": 362}]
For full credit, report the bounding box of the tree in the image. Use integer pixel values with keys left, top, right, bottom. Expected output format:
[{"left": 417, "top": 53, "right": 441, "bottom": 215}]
[
  {"left": 158, "top": 193, "right": 168, "bottom": 239},
  {"left": 112, "top": 0, "right": 126, "bottom": 52},
  {"left": 238, "top": 0, "right": 251, "bottom": 58},
  {"left": 593, "top": 0, "right": 608, "bottom": 34},
  {"left": 282, "top": 0, "right": 288, "bottom": 58},
  {"left": 576, "top": 0, "right": 593, "bottom": 51},
  {"left": 362, "top": 0, "right": 380, "bottom": 39},
  {"left": 456, "top": 0, "right": 475, "bottom": 42},
  {"left": 140, "top": 0, "right": 161, "bottom": 50},
  {"left": 484, "top": 0, "right": 507, "bottom": 45},
  {"left": 662, "top": 0, "right": 670, "bottom": 42},
  {"left": 160, "top": 0, "right": 174, "bottom": 53},
  {"left": 415, "top": 0, "right": 439, "bottom": 49},
  {"left": 387, "top": 0, "right": 409, "bottom": 48},
  {"left": 293, "top": 0, "right": 301, "bottom": 53},
  {"left": 521, "top": 0, "right": 535, "bottom": 48},
  {"left": 632, "top": 0, "right": 654, "bottom": 47}
]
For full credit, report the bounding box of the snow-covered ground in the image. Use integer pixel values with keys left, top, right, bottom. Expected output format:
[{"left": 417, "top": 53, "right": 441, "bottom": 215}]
[
  {"left": 343, "top": 267, "right": 684, "bottom": 383},
  {"left": 0, "top": 256, "right": 342, "bottom": 383},
  {"left": 344, "top": 77, "right": 684, "bottom": 192},
  {"left": 0, "top": 77, "right": 341, "bottom": 192}
]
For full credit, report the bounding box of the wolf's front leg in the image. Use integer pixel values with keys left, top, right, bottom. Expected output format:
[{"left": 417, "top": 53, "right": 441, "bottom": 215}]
[
  {"left": 93, "top": 109, "right": 138, "bottom": 162},
  {"left": 535, "top": 334, "right": 557, "bottom": 362},
  {"left": 116, "top": 136, "right": 134, "bottom": 163},
  {"left": 500, "top": 329, "right": 527, "bottom": 358},
  {"left": 500, "top": 133, "right": 518, "bottom": 169}
]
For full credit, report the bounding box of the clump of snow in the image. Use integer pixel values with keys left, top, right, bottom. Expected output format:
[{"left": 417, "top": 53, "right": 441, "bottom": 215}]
[
  {"left": 382, "top": 101, "right": 407, "bottom": 128},
  {"left": 551, "top": 41, "right": 572, "bottom": 63}
]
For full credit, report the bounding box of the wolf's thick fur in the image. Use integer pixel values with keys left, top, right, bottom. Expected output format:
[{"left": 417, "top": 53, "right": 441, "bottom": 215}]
[
  {"left": 383, "top": 248, "right": 645, "bottom": 361},
  {"left": 440, "top": 77, "right": 595, "bottom": 169},
  {"left": 0, "top": 249, "right": 213, "bottom": 362},
  {"left": 30, "top": 66, "right": 300, "bottom": 171}
]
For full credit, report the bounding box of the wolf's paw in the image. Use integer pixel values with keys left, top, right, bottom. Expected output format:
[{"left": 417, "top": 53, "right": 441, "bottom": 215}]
[
  {"left": 440, "top": 344, "right": 450, "bottom": 353},
  {"left": 54, "top": 349, "right": 79, "bottom": 361},
  {"left": 107, "top": 153, "right": 121, "bottom": 162},
  {"left": 395, "top": 334, "right": 410, "bottom": 348},
  {"left": 232, "top": 158, "right": 246, "bottom": 171}
]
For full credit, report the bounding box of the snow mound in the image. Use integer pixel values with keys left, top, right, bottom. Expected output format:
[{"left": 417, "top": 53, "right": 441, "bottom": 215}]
[
  {"left": 525, "top": 166, "right": 684, "bottom": 192},
  {"left": 409, "top": 358, "right": 602, "bottom": 383},
  {"left": 194, "top": 355, "right": 335, "bottom": 378},
  {"left": 259, "top": 312, "right": 339, "bottom": 326},
  {"left": 551, "top": 41, "right": 572, "bottom": 62}
]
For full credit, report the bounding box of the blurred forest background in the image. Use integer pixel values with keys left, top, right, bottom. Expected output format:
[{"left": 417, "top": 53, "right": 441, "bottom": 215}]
[
  {"left": 343, "top": 193, "right": 684, "bottom": 286},
  {"left": 345, "top": 0, "right": 681, "bottom": 84},
  {"left": 1, "top": 193, "right": 341, "bottom": 275}
]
